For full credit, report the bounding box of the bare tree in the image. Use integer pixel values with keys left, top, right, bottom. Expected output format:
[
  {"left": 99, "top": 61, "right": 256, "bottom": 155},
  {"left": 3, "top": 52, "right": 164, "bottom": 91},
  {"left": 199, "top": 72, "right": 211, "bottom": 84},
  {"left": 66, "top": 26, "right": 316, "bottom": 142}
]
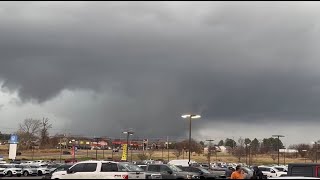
[
  {"left": 271, "top": 154, "right": 277, "bottom": 163},
  {"left": 233, "top": 146, "right": 245, "bottom": 162},
  {"left": 173, "top": 150, "right": 182, "bottom": 159},
  {"left": 40, "top": 118, "right": 52, "bottom": 148},
  {"left": 232, "top": 138, "right": 245, "bottom": 162},
  {"left": 148, "top": 149, "right": 156, "bottom": 159},
  {"left": 18, "top": 119, "right": 41, "bottom": 149},
  {"left": 137, "top": 153, "right": 148, "bottom": 161}
]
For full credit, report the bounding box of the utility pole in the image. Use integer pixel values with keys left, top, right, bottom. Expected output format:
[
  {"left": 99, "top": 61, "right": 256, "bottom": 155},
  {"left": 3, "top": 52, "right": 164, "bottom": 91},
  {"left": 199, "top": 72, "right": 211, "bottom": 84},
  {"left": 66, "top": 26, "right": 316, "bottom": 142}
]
[
  {"left": 316, "top": 142, "right": 318, "bottom": 163},
  {"left": 95, "top": 137, "right": 98, "bottom": 160},
  {"left": 272, "top": 135, "right": 285, "bottom": 166},
  {"left": 111, "top": 139, "right": 114, "bottom": 160},
  {"left": 59, "top": 137, "right": 62, "bottom": 163},
  {"left": 245, "top": 143, "right": 248, "bottom": 165},
  {"left": 284, "top": 149, "right": 286, "bottom": 165},
  {"left": 206, "top": 139, "right": 214, "bottom": 169},
  {"left": 167, "top": 136, "right": 170, "bottom": 162}
]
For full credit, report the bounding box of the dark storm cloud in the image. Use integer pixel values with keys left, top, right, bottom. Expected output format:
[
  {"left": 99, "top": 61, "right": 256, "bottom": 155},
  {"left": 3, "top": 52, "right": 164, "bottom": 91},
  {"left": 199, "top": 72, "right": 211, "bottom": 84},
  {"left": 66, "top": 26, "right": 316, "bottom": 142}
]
[{"left": 1, "top": 2, "right": 320, "bottom": 137}]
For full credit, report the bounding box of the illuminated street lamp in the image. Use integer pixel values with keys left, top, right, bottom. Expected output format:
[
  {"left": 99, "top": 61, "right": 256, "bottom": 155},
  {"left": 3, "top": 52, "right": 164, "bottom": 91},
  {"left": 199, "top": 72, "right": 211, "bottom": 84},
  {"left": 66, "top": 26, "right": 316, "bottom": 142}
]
[{"left": 182, "top": 114, "right": 201, "bottom": 166}]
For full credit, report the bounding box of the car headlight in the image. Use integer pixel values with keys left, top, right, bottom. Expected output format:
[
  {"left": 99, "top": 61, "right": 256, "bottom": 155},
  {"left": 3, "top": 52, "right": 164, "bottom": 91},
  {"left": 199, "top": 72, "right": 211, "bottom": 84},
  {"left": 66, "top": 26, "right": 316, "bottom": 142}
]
[{"left": 186, "top": 175, "right": 193, "bottom": 179}]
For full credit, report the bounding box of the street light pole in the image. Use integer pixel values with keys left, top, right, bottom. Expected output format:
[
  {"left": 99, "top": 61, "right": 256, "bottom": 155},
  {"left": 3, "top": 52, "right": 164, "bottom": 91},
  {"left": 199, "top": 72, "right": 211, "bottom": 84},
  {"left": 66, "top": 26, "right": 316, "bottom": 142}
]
[
  {"left": 316, "top": 142, "right": 318, "bottom": 163},
  {"left": 245, "top": 143, "right": 248, "bottom": 165},
  {"left": 206, "top": 140, "right": 214, "bottom": 169},
  {"left": 248, "top": 145, "right": 251, "bottom": 166},
  {"left": 32, "top": 145, "right": 34, "bottom": 161},
  {"left": 59, "top": 137, "right": 62, "bottom": 163},
  {"left": 284, "top": 149, "right": 286, "bottom": 165},
  {"left": 272, "top": 135, "right": 285, "bottom": 166},
  {"left": 94, "top": 138, "right": 98, "bottom": 160},
  {"left": 167, "top": 136, "right": 170, "bottom": 162},
  {"left": 302, "top": 150, "right": 307, "bottom": 163},
  {"left": 182, "top": 114, "right": 201, "bottom": 166}
]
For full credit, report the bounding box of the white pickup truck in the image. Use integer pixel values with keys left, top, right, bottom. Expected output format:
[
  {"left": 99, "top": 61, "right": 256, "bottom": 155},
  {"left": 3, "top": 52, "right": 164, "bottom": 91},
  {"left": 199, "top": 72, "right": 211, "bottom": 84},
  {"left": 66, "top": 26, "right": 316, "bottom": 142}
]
[{"left": 51, "top": 160, "right": 146, "bottom": 179}]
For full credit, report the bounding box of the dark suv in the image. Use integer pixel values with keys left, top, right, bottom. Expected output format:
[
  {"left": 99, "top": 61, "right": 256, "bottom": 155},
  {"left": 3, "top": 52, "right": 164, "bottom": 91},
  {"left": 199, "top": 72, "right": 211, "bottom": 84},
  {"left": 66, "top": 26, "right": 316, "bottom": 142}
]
[
  {"left": 146, "top": 164, "right": 200, "bottom": 179},
  {"left": 180, "top": 166, "right": 218, "bottom": 179}
]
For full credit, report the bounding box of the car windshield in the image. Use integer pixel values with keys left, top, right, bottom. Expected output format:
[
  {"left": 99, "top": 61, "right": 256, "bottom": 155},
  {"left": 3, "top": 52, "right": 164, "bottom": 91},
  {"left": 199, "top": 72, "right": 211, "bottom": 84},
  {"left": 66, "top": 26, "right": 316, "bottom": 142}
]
[
  {"left": 118, "top": 163, "right": 144, "bottom": 172},
  {"left": 168, "top": 164, "right": 182, "bottom": 172},
  {"left": 14, "top": 165, "right": 23, "bottom": 168}
]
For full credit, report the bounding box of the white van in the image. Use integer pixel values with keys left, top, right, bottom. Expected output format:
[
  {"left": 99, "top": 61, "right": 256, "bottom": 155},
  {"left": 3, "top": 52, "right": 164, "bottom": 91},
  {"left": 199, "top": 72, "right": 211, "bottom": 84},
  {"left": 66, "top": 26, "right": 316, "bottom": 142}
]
[
  {"left": 167, "top": 159, "right": 198, "bottom": 167},
  {"left": 51, "top": 161, "right": 146, "bottom": 179}
]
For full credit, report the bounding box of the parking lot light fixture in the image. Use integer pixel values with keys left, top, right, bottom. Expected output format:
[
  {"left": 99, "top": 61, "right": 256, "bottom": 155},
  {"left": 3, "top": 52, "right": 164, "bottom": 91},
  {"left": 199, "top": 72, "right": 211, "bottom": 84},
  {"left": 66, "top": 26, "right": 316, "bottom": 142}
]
[{"left": 182, "top": 114, "right": 201, "bottom": 166}]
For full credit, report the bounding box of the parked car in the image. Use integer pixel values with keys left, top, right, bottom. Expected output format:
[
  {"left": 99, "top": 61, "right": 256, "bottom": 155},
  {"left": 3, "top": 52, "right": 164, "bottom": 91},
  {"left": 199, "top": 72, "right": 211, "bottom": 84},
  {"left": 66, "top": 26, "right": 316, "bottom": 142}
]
[
  {"left": 258, "top": 166, "right": 286, "bottom": 178},
  {"left": 42, "top": 164, "right": 72, "bottom": 179},
  {"left": 0, "top": 164, "right": 6, "bottom": 176},
  {"left": 137, "top": 165, "right": 147, "bottom": 171},
  {"left": 35, "top": 164, "right": 51, "bottom": 176},
  {"left": 146, "top": 164, "right": 200, "bottom": 179},
  {"left": 273, "top": 166, "right": 288, "bottom": 172},
  {"left": 19, "top": 164, "right": 38, "bottom": 176},
  {"left": 241, "top": 167, "right": 254, "bottom": 179},
  {"left": 180, "top": 166, "right": 217, "bottom": 179},
  {"left": 137, "top": 165, "right": 162, "bottom": 179},
  {"left": 168, "top": 159, "right": 198, "bottom": 167},
  {"left": 2, "top": 164, "right": 22, "bottom": 177},
  {"left": 287, "top": 163, "right": 320, "bottom": 177},
  {"left": 34, "top": 160, "right": 46, "bottom": 164},
  {"left": 64, "top": 159, "right": 78, "bottom": 164},
  {"left": 47, "top": 164, "right": 62, "bottom": 173},
  {"left": 51, "top": 161, "right": 146, "bottom": 179}
]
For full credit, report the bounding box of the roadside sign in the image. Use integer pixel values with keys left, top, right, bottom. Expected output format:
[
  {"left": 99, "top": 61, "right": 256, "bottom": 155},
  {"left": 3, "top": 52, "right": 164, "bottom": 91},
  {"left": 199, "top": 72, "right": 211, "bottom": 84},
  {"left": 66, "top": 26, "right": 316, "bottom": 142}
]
[
  {"left": 121, "top": 144, "right": 128, "bottom": 161},
  {"left": 9, "top": 135, "right": 18, "bottom": 144},
  {"left": 9, "top": 144, "right": 17, "bottom": 160}
]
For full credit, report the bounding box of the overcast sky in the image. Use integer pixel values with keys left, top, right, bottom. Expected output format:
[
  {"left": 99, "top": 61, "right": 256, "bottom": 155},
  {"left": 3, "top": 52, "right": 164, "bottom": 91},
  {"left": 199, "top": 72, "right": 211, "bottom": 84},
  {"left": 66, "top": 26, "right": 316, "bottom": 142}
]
[{"left": 1, "top": 1, "right": 320, "bottom": 146}]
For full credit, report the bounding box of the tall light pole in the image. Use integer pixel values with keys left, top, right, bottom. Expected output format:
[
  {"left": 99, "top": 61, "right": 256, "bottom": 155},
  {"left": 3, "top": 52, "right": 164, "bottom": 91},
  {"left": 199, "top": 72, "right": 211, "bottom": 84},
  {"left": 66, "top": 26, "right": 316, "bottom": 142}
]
[
  {"left": 312, "top": 141, "right": 319, "bottom": 163},
  {"left": 302, "top": 150, "right": 307, "bottom": 163},
  {"left": 248, "top": 144, "right": 251, "bottom": 166},
  {"left": 283, "top": 148, "right": 286, "bottom": 165},
  {"left": 272, "top": 135, "right": 285, "bottom": 166},
  {"left": 206, "top": 139, "right": 214, "bottom": 169},
  {"left": 167, "top": 136, "right": 170, "bottom": 162},
  {"left": 123, "top": 130, "right": 134, "bottom": 162},
  {"left": 59, "top": 136, "right": 62, "bottom": 163},
  {"left": 182, "top": 114, "right": 201, "bottom": 166},
  {"left": 71, "top": 139, "right": 76, "bottom": 163},
  {"left": 94, "top": 137, "right": 98, "bottom": 160}
]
